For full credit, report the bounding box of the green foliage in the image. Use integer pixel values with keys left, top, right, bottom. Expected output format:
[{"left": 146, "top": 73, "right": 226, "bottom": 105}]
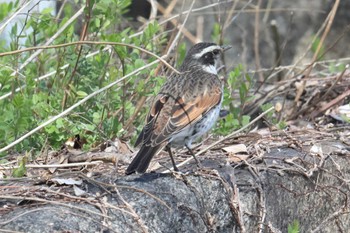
[
  {"left": 288, "top": 220, "right": 300, "bottom": 233},
  {"left": 261, "top": 103, "right": 287, "bottom": 130},
  {"left": 277, "top": 120, "right": 288, "bottom": 129},
  {"left": 0, "top": 0, "right": 167, "bottom": 154},
  {"left": 0, "top": 0, "right": 18, "bottom": 21},
  {"left": 329, "top": 62, "right": 346, "bottom": 73},
  {"left": 311, "top": 36, "right": 325, "bottom": 60},
  {"left": 261, "top": 103, "right": 274, "bottom": 119},
  {"left": 0, "top": 0, "right": 250, "bottom": 156},
  {"left": 176, "top": 42, "right": 187, "bottom": 65},
  {"left": 216, "top": 65, "right": 252, "bottom": 135},
  {"left": 211, "top": 23, "right": 221, "bottom": 43},
  {"left": 12, "top": 155, "right": 27, "bottom": 177}
]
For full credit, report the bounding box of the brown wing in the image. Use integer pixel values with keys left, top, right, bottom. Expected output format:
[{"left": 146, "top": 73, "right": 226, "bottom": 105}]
[{"left": 137, "top": 73, "right": 222, "bottom": 147}]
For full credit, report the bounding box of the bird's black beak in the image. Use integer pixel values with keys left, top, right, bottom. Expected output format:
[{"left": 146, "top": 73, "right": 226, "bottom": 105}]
[{"left": 221, "top": 45, "right": 232, "bottom": 52}]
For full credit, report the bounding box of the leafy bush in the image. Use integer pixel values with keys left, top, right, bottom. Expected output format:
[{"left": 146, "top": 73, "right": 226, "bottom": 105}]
[{"left": 0, "top": 0, "right": 250, "bottom": 156}]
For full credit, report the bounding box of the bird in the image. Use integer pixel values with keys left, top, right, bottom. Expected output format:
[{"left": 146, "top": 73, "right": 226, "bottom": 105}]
[{"left": 126, "top": 42, "right": 232, "bottom": 175}]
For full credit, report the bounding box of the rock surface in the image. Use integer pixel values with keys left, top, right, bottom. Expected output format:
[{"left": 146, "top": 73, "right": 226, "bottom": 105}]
[{"left": 1, "top": 143, "right": 350, "bottom": 232}]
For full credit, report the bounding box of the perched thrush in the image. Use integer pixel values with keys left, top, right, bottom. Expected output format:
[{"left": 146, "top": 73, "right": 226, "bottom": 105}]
[{"left": 126, "top": 42, "right": 232, "bottom": 174}]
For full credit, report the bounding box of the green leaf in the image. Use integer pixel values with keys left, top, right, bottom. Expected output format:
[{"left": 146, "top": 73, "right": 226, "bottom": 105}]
[
  {"left": 92, "top": 112, "right": 101, "bottom": 124},
  {"left": 311, "top": 36, "right": 325, "bottom": 60},
  {"left": 0, "top": 159, "right": 9, "bottom": 164},
  {"left": 76, "top": 91, "right": 88, "bottom": 98},
  {"left": 277, "top": 121, "right": 288, "bottom": 130},
  {"left": 45, "top": 124, "right": 58, "bottom": 134},
  {"left": 176, "top": 43, "right": 187, "bottom": 65},
  {"left": 241, "top": 115, "right": 250, "bottom": 126},
  {"left": 261, "top": 103, "right": 274, "bottom": 119},
  {"left": 56, "top": 118, "right": 65, "bottom": 129},
  {"left": 211, "top": 23, "right": 221, "bottom": 43},
  {"left": 95, "top": 18, "right": 101, "bottom": 28},
  {"left": 288, "top": 220, "right": 300, "bottom": 233},
  {"left": 12, "top": 94, "right": 24, "bottom": 108},
  {"left": 41, "top": 7, "right": 53, "bottom": 15},
  {"left": 134, "top": 59, "right": 145, "bottom": 69},
  {"left": 12, "top": 156, "right": 27, "bottom": 177}
]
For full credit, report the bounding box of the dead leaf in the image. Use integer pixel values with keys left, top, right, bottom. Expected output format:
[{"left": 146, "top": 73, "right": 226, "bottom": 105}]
[
  {"left": 223, "top": 144, "right": 249, "bottom": 163},
  {"left": 48, "top": 154, "right": 69, "bottom": 173},
  {"left": 222, "top": 144, "right": 248, "bottom": 154},
  {"left": 310, "top": 144, "right": 323, "bottom": 155},
  {"left": 227, "top": 154, "right": 250, "bottom": 163},
  {"left": 275, "top": 102, "right": 282, "bottom": 112},
  {"left": 64, "top": 134, "right": 86, "bottom": 149},
  {"left": 51, "top": 178, "right": 82, "bottom": 186},
  {"left": 73, "top": 185, "right": 86, "bottom": 196},
  {"left": 119, "top": 140, "right": 133, "bottom": 154}
]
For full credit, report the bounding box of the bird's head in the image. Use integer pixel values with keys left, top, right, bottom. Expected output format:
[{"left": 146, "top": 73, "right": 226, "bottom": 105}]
[{"left": 180, "top": 42, "right": 232, "bottom": 74}]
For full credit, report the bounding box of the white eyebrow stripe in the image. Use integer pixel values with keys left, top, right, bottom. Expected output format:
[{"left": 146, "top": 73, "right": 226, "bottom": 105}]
[{"left": 193, "top": 45, "right": 221, "bottom": 58}]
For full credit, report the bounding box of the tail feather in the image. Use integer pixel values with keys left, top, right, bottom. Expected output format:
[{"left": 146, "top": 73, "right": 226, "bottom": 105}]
[
  {"left": 126, "top": 144, "right": 162, "bottom": 175},
  {"left": 134, "top": 128, "right": 144, "bottom": 147}
]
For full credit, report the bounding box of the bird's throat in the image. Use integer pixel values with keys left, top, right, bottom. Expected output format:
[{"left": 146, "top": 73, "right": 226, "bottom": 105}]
[{"left": 202, "top": 65, "right": 217, "bottom": 74}]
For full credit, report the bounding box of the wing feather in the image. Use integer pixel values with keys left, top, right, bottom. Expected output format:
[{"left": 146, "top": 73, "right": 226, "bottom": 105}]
[{"left": 136, "top": 72, "right": 222, "bottom": 148}]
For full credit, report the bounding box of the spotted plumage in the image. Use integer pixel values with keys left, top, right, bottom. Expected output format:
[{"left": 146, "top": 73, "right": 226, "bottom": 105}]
[{"left": 126, "top": 42, "right": 231, "bottom": 174}]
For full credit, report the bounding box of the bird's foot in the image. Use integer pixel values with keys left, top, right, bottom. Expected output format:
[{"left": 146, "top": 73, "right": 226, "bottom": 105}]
[
  {"left": 195, "top": 160, "right": 203, "bottom": 169},
  {"left": 173, "top": 164, "right": 179, "bottom": 172},
  {"left": 170, "top": 169, "right": 189, "bottom": 178}
]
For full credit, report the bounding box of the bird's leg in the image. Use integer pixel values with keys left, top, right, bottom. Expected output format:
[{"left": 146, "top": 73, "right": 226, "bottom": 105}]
[
  {"left": 185, "top": 144, "right": 202, "bottom": 168},
  {"left": 165, "top": 144, "right": 179, "bottom": 172}
]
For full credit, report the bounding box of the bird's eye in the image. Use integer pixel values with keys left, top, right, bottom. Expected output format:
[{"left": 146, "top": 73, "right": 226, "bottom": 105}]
[{"left": 213, "top": 50, "right": 219, "bottom": 55}]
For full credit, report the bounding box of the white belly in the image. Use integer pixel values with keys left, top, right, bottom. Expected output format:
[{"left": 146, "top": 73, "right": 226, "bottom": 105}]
[{"left": 169, "top": 104, "right": 221, "bottom": 148}]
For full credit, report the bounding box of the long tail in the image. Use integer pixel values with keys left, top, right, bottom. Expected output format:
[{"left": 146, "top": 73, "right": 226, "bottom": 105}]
[{"left": 125, "top": 144, "right": 162, "bottom": 175}]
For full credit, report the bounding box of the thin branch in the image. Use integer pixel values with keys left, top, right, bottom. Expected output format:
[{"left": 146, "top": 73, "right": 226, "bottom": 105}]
[
  {"left": 0, "top": 161, "right": 103, "bottom": 170},
  {"left": 157, "top": 1, "right": 199, "bottom": 43},
  {"left": 310, "top": 208, "right": 349, "bottom": 233},
  {"left": 129, "top": 0, "right": 236, "bottom": 39},
  {"left": 61, "top": 1, "right": 90, "bottom": 110},
  {"left": 148, "top": 0, "right": 158, "bottom": 21},
  {"left": 113, "top": 187, "right": 149, "bottom": 233},
  {"left": 311, "top": 88, "right": 350, "bottom": 118},
  {"left": 0, "top": 41, "right": 179, "bottom": 74},
  {"left": 0, "top": 195, "right": 110, "bottom": 219},
  {"left": 294, "top": 0, "right": 340, "bottom": 102},
  {"left": 254, "top": 0, "right": 264, "bottom": 82},
  {"left": 0, "top": 64, "right": 69, "bottom": 101},
  {"left": 167, "top": 0, "right": 196, "bottom": 53}
]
